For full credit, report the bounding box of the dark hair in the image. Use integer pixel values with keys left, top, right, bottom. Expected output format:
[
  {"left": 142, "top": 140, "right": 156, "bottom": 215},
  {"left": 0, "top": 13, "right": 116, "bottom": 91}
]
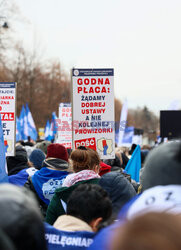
[
  {"left": 111, "top": 212, "right": 181, "bottom": 250},
  {"left": 67, "top": 184, "right": 112, "bottom": 224}
]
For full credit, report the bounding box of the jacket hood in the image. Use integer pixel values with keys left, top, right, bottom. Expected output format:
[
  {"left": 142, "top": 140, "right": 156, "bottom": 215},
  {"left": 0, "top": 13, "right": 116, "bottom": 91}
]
[{"left": 99, "top": 172, "right": 136, "bottom": 217}]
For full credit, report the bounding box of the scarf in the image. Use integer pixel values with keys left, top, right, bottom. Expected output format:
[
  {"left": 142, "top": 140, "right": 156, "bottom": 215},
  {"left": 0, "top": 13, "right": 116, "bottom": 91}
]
[{"left": 62, "top": 170, "right": 100, "bottom": 187}]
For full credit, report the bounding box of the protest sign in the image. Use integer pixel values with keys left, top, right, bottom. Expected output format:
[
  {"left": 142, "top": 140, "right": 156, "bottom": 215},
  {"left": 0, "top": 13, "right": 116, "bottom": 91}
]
[
  {"left": 0, "top": 82, "right": 16, "bottom": 156},
  {"left": 72, "top": 69, "right": 115, "bottom": 159},
  {"left": 57, "top": 103, "right": 72, "bottom": 148}
]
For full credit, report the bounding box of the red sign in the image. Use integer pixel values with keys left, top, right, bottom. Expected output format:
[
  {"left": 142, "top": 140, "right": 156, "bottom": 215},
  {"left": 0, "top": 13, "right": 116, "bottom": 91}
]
[
  {"left": 0, "top": 112, "right": 14, "bottom": 121},
  {"left": 74, "top": 137, "right": 96, "bottom": 150}
]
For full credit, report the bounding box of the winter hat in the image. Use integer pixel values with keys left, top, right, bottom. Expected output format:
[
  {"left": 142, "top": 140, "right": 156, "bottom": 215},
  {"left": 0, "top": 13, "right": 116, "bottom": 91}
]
[
  {"left": 24, "top": 145, "right": 35, "bottom": 158},
  {"left": 47, "top": 143, "right": 68, "bottom": 162},
  {"left": 7, "top": 146, "right": 28, "bottom": 175},
  {"left": 35, "top": 141, "right": 51, "bottom": 155},
  {"left": 43, "top": 158, "right": 69, "bottom": 171},
  {"left": 0, "top": 184, "right": 46, "bottom": 250},
  {"left": 99, "top": 161, "right": 111, "bottom": 176},
  {"left": 29, "top": 149, "right": 46, "bottom": 170},
  {"left": 141, "top": 141, "right": 181, "bottom": 191}
]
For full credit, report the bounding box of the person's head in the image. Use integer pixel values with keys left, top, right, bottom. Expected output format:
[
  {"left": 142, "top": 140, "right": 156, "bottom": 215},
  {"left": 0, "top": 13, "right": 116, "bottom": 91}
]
[
  {"left": 35, "top": 140, "right": 51, "bottom": 155},
  {"left": 111, "top": 212, "right": 181, "bottom": 250},
  {"left": 87, "top": 148, "right": 101, "bottom": 173},
  {"left": 141, "top": 141, "right": 181, "bottom": 191},
  {"left": 104, "top": 155, "right": 121, "bottom": 169},
  {"left": 47, "top": 143, "right": 69, "bottom": 162},
  {"left": 42, "top": 158, "right": 69, "bottom": 171},
  {"left": 99, "top": 171, "right": 136, "bottom": 218},
  {"left": 7, "top": 146, "right": 28, "bottom": 175},
  {"left": 29, "top": 149, "right": 46, "bottom": 170},
  {"left": 66, "top": 184, "right": 112, "bottom": 232},
  {"left": 0, "top": 184, "right": 47, "bottom": 250},
  {"left": 70, "top": 147, "right": 100, "bottom": 173}
]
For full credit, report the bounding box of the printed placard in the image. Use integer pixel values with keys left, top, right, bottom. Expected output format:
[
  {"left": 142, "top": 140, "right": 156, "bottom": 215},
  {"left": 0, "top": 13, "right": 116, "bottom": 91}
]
[
  {"left": 72, "top": 69, "right": 115, "bottom": 159},
  {"left": 0, "top": 82, "right": 16, "bottom": 156},
  {"left": 57, "top": 103, "right": 72, "bottom": 148}
]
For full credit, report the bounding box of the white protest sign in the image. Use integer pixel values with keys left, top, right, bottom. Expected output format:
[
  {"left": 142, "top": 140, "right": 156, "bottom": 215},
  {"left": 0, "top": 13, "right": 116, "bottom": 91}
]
[
  {"left": 0, "top": 82, "right": 16, "bottom": 156},
  {"left": 72, "top": 69, "right": 115, "bottom": 159},
  {"left": 57, "top": 103, "right": 72, "bottom": 148}
]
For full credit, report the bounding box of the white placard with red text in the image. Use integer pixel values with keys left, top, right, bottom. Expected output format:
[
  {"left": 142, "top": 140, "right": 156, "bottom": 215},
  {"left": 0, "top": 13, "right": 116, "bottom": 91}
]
[
  {"left": 0, "top": 82, "right": 16, "bottom": 156},
  {"left": 72, "top": 69, "right": 115, "bottom": 159},
  {"left": 57, "top": 103, "right": 72, "bottom": 148}
]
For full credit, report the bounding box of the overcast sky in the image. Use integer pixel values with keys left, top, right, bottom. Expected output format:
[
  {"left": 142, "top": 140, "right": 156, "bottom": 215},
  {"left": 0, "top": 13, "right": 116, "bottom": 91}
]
[{"left": 14, "top": 0, "right": 181, "bottom": 114}]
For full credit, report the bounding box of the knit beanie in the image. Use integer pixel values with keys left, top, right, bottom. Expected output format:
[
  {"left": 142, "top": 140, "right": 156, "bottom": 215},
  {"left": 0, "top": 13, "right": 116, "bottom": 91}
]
[
  {"left": 46, "top": 143, "right": 68, "bottom": 162},
  {"left": 35, "top": 141, "right": 51, "bottom": 155},
  {"left": 43, "top": 158, "right": 69, "bottom": 171},
  {"left": 29, "top": 149, "right": 46, "bottom": 170},
  {"left": 141, "top": 141, "right": 181, "bottom": 191}
]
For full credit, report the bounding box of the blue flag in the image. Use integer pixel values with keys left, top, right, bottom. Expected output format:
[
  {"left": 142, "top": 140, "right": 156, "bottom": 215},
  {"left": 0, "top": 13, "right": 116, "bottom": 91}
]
[
  {"left": 125, "top": 145, "right": 141, "bottom": 182},
  {"left": 16, "top": 116, "right": 21, "bottom": 141},
  {"left": 26, "top": 103, "right": 37, "bottom": 141},
  {"left": 122, "top": 126, "right": 134, "bottom": 146},
  {"left": 49, "top": 112, "right": 58, "bottom": 141},
  {"left": 45, "top": 120, "right": 51, "bottom": 141},
  {"left": 0, "top": 115, "right": 8, "bottom": 183},
  {"left": 19, "top": 105, "right": 28, "bottom": 140}
]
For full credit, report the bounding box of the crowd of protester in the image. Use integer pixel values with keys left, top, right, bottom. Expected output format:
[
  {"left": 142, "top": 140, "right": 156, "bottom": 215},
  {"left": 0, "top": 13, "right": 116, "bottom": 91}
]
[{"left": 1, "top": 138, "right": 181, "bottom": 250}]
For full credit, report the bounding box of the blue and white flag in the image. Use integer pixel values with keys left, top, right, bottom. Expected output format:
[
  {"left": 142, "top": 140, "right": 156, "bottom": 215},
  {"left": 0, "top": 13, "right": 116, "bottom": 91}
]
[
  {"left": 16, "top": 116, "right": 21, "bottom": 141},
  {"left": 0, "top": 115, "right": 8, "bottom": 183},
  {"left": 45, "top": 120, "right": 51, "bottom": 141},
  {"left": 49, "top": 112, "right": 58, "bottom": 141},
  {"left": 19, "top": 105, "right": 28, "bottom": 140},
  {"left": 118, "top": 99, "right": 128, "bottom": 146},
  {"left": 125, "top": 145, "right": 141, "bottom": 182},
  {"left": 26, "top": 103, "right": 37, "bottom": 141},
  {"left": 122, "top": 126, "right": 134, "bottom": 146}
]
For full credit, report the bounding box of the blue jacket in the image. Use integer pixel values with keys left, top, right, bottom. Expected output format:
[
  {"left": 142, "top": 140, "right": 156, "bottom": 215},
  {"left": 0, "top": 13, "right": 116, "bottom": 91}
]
[
  {"left": 9, "top": 167, "right": 37, "bottom": 186},
  {"left": 45, "top": 223, "right": 95, "bottom": 250}
]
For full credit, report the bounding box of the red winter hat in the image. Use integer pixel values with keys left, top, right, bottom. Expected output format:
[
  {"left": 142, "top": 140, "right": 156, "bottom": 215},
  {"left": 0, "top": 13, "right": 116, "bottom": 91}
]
[
  {"left": 99, "top": 161, "right": 111, "bottom": 176},
  {"left": 46, "top": 143, "right": 68, "bottom": 162}
]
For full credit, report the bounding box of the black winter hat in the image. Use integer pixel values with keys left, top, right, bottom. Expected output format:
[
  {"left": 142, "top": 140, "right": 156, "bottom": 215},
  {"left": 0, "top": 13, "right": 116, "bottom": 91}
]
[
  {"left": 0, "top": 184, "right": 47, "bottom": 250},
  {"left": 141, "top": 141, "right": 181, "bottom": 191},
  {"left": 7, "top": 146, "right": 28, "bottom": 175},
  {"left": 104, "top": 155, "right": 121, "bottom": 168}
]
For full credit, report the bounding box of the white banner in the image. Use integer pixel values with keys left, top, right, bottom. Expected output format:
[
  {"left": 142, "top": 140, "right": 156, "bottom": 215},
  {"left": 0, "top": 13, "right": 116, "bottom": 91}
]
[
  {"left": 72, "top": 69, "right": 115, "bottom": 159},
  {"left": 57, "top": 103, "right": 72, "bottom": 148},
  {"left": 0, "top": 82, "right": 16, "bottom": 156}
]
